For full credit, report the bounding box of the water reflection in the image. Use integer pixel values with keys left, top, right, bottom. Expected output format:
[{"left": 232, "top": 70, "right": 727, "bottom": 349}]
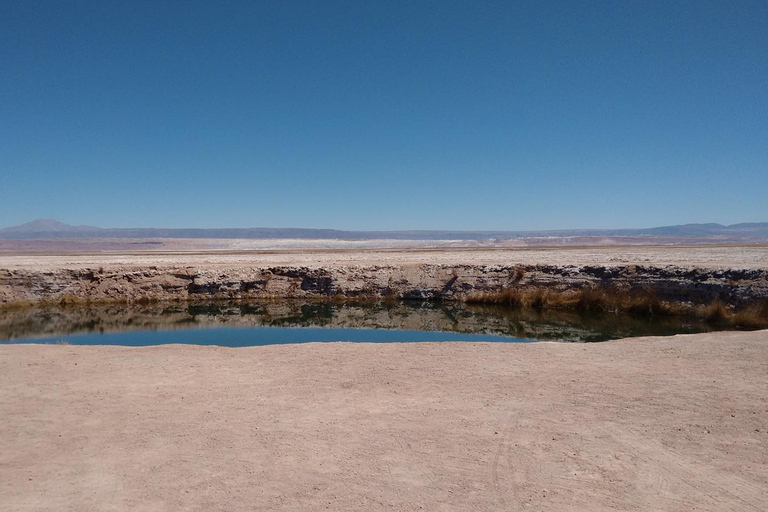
[{"left": 0, "top": 299, "right": 719, "bottom": 343}]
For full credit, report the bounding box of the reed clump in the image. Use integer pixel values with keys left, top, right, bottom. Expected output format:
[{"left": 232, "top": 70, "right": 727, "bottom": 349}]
[
  {"left": 466, "top": 286, "right": 768, "bottom": 328},
  {"left": 700, "top": 301, "right": 729, "bottom": 322},
  {"left": 574, "top": 287, "right": 678, "bottom": 315},
  {"left": 729, "top": 302, "right": 768, "bottom": 328},
  {"left": 465, "top": 288, "right": 580, "bottom": 310}
]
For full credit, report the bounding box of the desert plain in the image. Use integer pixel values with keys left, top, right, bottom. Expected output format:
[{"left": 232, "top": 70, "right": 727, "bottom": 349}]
[
  {"left": 1, "top": 242, "right": 768, "bottom": 269},
  {"left": 1, "top": 244, "right": 767, "bottom": 511}
]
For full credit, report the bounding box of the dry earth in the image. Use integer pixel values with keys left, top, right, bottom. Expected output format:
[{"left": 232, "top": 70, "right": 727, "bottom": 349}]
[
  {"left": 2, "top": 330, "right": 767, "bottom": 511},
  {"left": 3, "top": 246, "right": 768, "bottom": 307},
  {"left": 1, "top": 245, "right": 767, "bottom": 269}
]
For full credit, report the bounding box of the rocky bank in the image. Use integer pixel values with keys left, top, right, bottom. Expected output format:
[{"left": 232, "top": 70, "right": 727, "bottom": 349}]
[{"left": 1, "top": 263, "right": 767, "bottom": 308}]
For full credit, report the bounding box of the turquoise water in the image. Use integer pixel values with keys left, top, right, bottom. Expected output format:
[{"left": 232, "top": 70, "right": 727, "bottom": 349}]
[{"left": 18, "top": 326, "right": 531, "bottom": 346}]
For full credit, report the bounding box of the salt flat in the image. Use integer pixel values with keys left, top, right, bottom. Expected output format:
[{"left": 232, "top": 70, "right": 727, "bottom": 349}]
[{"left": 1, "top": 243, "right": 767, "bottom": 269}]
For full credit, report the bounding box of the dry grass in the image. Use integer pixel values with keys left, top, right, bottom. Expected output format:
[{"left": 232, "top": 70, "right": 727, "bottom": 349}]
[
  {"left": 700, "top": 301, "right": 729, "bottom": 322},
  {"left": 466, "top": 286, "right": 768, "bottom": 328},
  {"left": 731, "top": 302, "right": 768, "bottom": 328},
  {"left": 465, "top": 288, "right": 576, "bottom": 310}
]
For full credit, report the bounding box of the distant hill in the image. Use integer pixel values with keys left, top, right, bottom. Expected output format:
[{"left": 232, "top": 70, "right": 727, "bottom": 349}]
[
  {"left": 1, "top": 219, "right": 103, "bottom": 235},
  {"left": 1, "top": 219, "right": 767, "bottom": 241}
]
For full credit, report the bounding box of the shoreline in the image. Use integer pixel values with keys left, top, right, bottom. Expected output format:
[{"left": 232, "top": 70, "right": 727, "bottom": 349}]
[
  {"left": 3, "top": 246, "right": 767, "bottom": 332},
  {"left": 1, "top": 297, "right": 766, "bottom": 344}
]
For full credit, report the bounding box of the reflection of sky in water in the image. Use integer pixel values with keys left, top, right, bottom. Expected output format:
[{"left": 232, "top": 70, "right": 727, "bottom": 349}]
[
  {"left": 18, "top": 327, "right": 532, "bottom": 347},
  {"left": 0, "top": 300, "right": 722, "bottom": 345}
]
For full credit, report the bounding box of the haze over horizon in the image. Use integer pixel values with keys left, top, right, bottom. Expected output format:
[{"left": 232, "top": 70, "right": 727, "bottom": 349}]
[
  {"left": 2, "top": 218, "right": 768, "bottom": 242},
  {"left": 2, "top": 1, "right": 766, "bottom": 230},
  {"left": 3, "top": 217, "right": 768, "bottom": 234}
]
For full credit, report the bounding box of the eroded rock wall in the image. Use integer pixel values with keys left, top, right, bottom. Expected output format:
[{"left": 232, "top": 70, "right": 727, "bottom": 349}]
[{"left": 2, "top": 264, "right": 767, "bottom": 307}]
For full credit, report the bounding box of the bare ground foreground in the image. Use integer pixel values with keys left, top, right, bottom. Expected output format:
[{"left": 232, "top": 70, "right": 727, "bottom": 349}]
[{"left": 1, "top": 330, "right": 767, "bottom": 511}]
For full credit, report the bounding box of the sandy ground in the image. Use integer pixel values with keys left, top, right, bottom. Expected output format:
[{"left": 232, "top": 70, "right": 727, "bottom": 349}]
[
  {"left": 1, "top": 331, "right": 767, "bottom": 511},
  {"left": 1, "top": 244, "right": 767, "bottom": 270}
]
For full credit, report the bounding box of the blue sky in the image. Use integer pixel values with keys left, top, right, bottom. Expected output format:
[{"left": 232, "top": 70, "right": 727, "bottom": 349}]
[{"left": 1, "top": 1, "right": 766, "bottom": 230}]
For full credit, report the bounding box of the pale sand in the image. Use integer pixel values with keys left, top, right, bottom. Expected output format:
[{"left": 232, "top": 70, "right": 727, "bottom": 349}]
[
  {"left": 1, "top": 244, "right": 768, "bottom": 270},
  {"left": 1, "top": 331, "right": 767, "bottom": 511}
]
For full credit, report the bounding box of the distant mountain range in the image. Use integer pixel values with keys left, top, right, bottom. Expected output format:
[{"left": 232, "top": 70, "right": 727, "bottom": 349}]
[{"left": 1, "top": 219, "right": 767, "bottom": 241}]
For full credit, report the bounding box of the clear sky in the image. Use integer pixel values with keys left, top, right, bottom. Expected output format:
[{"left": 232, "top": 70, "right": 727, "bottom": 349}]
[{"left": 1, "top": 1, "right": 766, "bottom": 230}]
